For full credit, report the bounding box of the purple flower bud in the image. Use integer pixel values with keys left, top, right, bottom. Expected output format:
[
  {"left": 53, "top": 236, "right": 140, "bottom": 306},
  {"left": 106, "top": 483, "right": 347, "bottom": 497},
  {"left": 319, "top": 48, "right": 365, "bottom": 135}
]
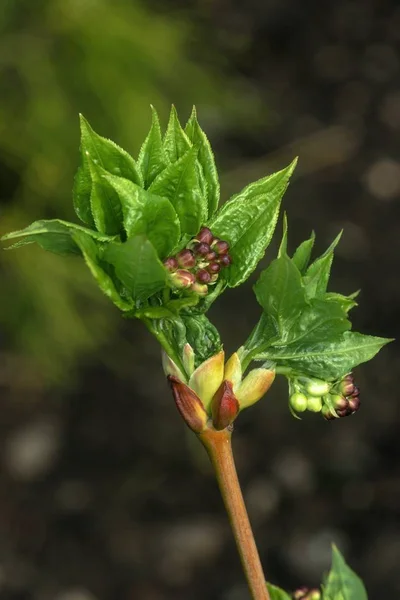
[
  {"left": 196, "top": 268, "right": 211, "bottom": 284},
  {"left": 322, "top": 405, "right": 335, "bottom": 421},
  {"left": 212, "top": 380, "right": 240, "bottom": 430},
  {"left": 350, "top": 385, "right": 360, "bottom": 398},
  {"left": 343, "top": 373, "right": 354, "bottom": 383},
  {"left": 176, "top": 248, "right": 196, "bottom": 268},
  {"left": 219, "top": 254, "right": 232, "bottom": 267},
  {"left": 340, "top": 380, "right": 355, "bottom": 396},
  {"left": 207, "top": 261, "right": 221, "bottom": 274},
  {"left": 330, "top": 394, "right": 348, "bottom": 410},
  {"left": 197, "top": 226, "right": 214, "bottom": 245},
  {"left": 171, "top": 269, "right": 195, "bottom": 288},
  {"left": 205, "top": 250, "right": 217, "bottom": 261},
  {"left": 348, "top": 396, "right": 361, "bottom": 413},
  {"left": 213, "top": 239, "right": 230, "bottom": 254},
  {"left": 336, "top": 408, "right": 350, "bottom": 418},
  {"left": 163, "top": 257, "right": 178, "bottom": 272},
  {"left": 193, "top": 242, "right": 211, "bottom": 256}
]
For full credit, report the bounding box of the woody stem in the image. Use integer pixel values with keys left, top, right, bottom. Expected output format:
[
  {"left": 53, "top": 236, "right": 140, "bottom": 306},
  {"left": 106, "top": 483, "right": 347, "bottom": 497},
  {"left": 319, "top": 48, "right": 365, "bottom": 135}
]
[{"left": 199, "top": 427, "right": 270, "bottom": 600}]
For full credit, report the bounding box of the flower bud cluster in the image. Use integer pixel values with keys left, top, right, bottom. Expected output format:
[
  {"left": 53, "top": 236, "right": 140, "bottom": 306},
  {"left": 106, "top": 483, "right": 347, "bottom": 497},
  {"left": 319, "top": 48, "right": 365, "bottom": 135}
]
[
  {"left": 163, "top": 227, "right": 232, "bottom": 295},
  {"left": 288, "top": 374, "right": 360, "bottom": 421},
  {"left": 293, "top": 587, "right": 321, "bottom": 600}
]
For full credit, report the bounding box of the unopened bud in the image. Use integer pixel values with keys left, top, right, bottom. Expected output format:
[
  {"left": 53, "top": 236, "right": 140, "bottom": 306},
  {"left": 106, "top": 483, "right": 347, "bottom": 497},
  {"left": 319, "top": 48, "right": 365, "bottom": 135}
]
[
  {"left": 322, "top": 405, "right": 336, "bottom": 421},
  {"left": 211, "top": 380, "right": 240, "bottom": 430},
  {"left": 350, "top": 385, "right": 360, "bottom": 397},
  {"left": 307, "top": 396, "right": 323, "bottom": 412},
  {"left": 236, "top": 368, "right": 275, "bottom": 409},
  {"left": 213, "top": 239, "right": 230, "bottom": 254},
  {"left": 207, "top": 261, "right": 221, "bottom": 274},
  {"left": 293, "top": 588, "right": 309, "bottom": 600},
  {"left": 339, "top": 380, "right": 355, "bottom": 396},
  {"left": 330, "top": 394, "right": 348, "bottom": 410},
  {"left": 171, "top": 269, "right": 195, "bottom": 288},
  {"left": 206, "top": 250, "right": 217, "bottom": 261},
  {"left": 196, "top": 268, "right": 211, "bottom": 284},
  {"left": 197, "top": 226, "right": 214, "bottom": 245},
  {"left": 306, "top": 590, "right": 321, "bottom": 600},
  {"left": 219, "top": 254, "right": 232, "bottom": 267},
  {"left": 348, "top": 396, "right": 361, "bottom": 413},
  {"left": 168, "top": 375, "right": 208, "bottom": 433},
  {"left": 176, "top": 248, "right": 196, "bottom": 268},
  {"left": 163, "top": 257, "right": 178, "bottom": 272},
  {"left": 336, "top": 407, "right": 350, "bottom": 417},
  {"left": 305, "top": 379, "right": 330, "bottom": 397},
  {"left": 191, "top": 282, "right": 208, "bottom": 296},
  {"left": 193, "top": 242, "right": 210, "bottom": 256},
  {"left": 290, "top": 392, "right": 308, "bottom": 412}
]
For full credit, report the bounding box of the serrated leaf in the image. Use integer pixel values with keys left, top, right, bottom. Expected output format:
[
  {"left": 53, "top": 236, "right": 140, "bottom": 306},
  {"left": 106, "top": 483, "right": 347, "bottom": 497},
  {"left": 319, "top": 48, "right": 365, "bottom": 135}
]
[
  {"left": 149, "top": 147, "right": 207, "bottom": 236},
  {"left": 266, "top": 583, "right": 292, "bottom": 600},
  {"left": 164, "top": 105, "right": 192, "bottom": 162},
  {"left": 303, "top": 232, "right": 342, "bottom": 298},
  {"left": 209, "top": 159, "right": 297, "bottom": 287},
  {"left": 254, "top": 254, "right": 307, "bottom": 340},
  {"left": 324, "top": 292, "right": 358, "bottom": 313},
  {"left": 185, "top": 106, "right": 220, "bottom": 217},
  {"left": 323, "top": 545, "right": 368, "bottom": 600},
  {"left": 292, "top": 231, "right": 315, "bottom": 273},
  {"left": 72, "top": 230, "right": 133, "bottom": 311},
  {"left": 182, "top": 314, "right": 222, "bottom": 367},
  {"left": 1, "top": 219, "right": 117, "bottom": 255},
  {"left": 101, "top": 172, "right": 180, "bottom": 258},
  {"left": 244, "top": 313, "right": 279, "bottom": 356},
  {"left": 102, "top": 235, "right": 167, "bottom": 303},
  {"left": 256, "top": 331, "right": 392, "bottom": 380},
  {"left": 73, "top": 114, "right": 142, "bottom": 228},
  {"left": 138, "top": 106, "right": 169, "bottom": 188},
  {"left": 89, "top": 159, "right": 123, "bottom": 235}
]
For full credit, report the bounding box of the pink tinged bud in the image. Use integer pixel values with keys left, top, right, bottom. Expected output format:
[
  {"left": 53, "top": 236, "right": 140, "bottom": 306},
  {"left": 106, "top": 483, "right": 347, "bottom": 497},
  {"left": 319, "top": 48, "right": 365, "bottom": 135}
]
[
  {"left": 224, "top": 352, "right": 242, "bottom": 392},
  {"left": 196, "top": 268, "right": 211, "bottom": 284},
  {"left": 167, "top": 375, "right": 208, "bottom": 433},
  {"left": 236, "top": 368, "right": 275, "bottom": 409},
  {"left": 206, "top": 250, "right": 217, "bottom": 261},
  {"left": 322, "top": 405, "right": 336, "bottom": 421},
  {"left": 188, "top": 350, "right": 225, "bottom": 412},
  {"left": 348, "top": 396, "right": 361, "bottom": 413},
  {"left": 211, "top": 380, "right": 240, "bottom": 430},
  {"left": 176, "top": 249, "right": 196, "bottom": 268},
  {"left": 350, "top": 385, "right": 360, "bottom": 397},
  {"left": 193, "top": 242, "right": 211, "bottom": 256},
  {"left": 340, "top": 380, "right": 355, "bottom": 396},
  {"left": 197, "top": 226, "right": 214, "bottom": 245},
  {"left": 330, "top": 394, "right": 348, "bottom": 410},
  {"left": 162, "top": 350, "right": 187, "bottom": 383},
  {"left": 213, "top": 239, "right": 230, "bottom": 254},
  {"left": 219, "top": 254, "right": 232, "bottom": 267},
  {"left": 182, "top": 343, "right": 195, "bottom": 377},
  {"left": 163, "top": 257, "right": 178, "bottom": 272},
  {"left": 207, "top": 261, "right": 221, "bottom": 274},
  {"left": 171, "top": 269, "right": 195, "bottom": 288},
  {"left": 190, "top": 282, "right": 209, "bottom": 296}
]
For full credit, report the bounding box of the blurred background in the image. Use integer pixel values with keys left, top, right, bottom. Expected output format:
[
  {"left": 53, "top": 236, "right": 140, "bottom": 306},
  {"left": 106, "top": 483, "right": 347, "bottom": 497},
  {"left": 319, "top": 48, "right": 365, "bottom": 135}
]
[{"left": 0, "top": 0, "right": 399, "bottom": 598}]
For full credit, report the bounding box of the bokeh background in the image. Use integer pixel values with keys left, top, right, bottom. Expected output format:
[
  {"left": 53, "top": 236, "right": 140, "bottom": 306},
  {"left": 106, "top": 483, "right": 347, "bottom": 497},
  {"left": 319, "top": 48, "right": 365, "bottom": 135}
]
[{"left": 0, "top": 0, "right": 399, "bottom": 598}]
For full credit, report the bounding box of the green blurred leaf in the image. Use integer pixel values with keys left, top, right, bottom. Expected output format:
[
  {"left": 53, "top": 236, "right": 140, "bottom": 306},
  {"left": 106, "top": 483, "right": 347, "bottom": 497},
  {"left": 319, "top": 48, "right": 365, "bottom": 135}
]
[
  {"left": 102, "top": 235, "right": 166, "bottom": 303},
  {"left": 101, "top": 172, "right": 180, "bottom": 258},
  {"left": 138, "top": 106, "right": 169, "bottom": 188},
  {"left": 149, "top": 146, "right": 207, "bottom": 235},
  {"left": 256, "top": 331, "right": 392, "bottom": 380},
  {"left": 164, "top": 105, "right": 192, "bottom": 162},
  {"left": 72, "top": 231, "right": 133, "bottom": 311},
  {"left": 209, "top": 159, "right": 297, "bottom": 287},
  {"left": 303, "top": 232, "right": 342, "bottom": 298},
  {"left": 266, "top": 583, "right": 292, "bottom": 600},
  {"left": 292, "top": 231, "right": 315, "bottom": 273},
  {"left": 323, "top": 545, "right": 368, "bottom": 600},
  {"left": 1, "top": 219, "right": 116, "bottom": 256},
  {"left": 73, "top": 115, "right": 142, "bottom": 230},
  {"left": 185, "top": 106, "right": 220, "bottom": 217}
]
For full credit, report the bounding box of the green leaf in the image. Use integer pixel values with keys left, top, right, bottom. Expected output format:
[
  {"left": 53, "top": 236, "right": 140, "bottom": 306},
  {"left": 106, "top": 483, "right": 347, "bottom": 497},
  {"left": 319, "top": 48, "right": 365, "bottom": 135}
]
[
  {"left": 164, "top": 105, "right": 192, "bottom": 162},
  {"left": 324, "top": 292, "right": 358, "bottom": 313},
  {"left": 101, "top": 172, "right": 180, "bottom": 258},
  {"left": 303, "top": 232, "right": 342, "bottom": 298},
  {"left": 72, "top": 231, "right": 133, "bottom": 311},
  {"left": 89, "top": 159, "right": 123, "bottom": 235},
  {"left": 256, "top": 331, "right": 392, "bottom": 380},
  {"left": 182, "top": 314, "right": 222, "bottom": 367},
  {"left": 102, "top": 236, "right": 167, "bottom": 303},
  {"left": 1, "top": 219, "right": 117, "bottom": 256},
  {"left": 266, "top": 583, "right": 292, "bottom": 600},
  {"left": 185, "top": 106, "right": 220, "bottom": 217},
  {"left": 278, "top": 213, "right": 288, "bottom": 258},
  {"left": 138, "top": 106, "right": 169, "bottom": 188},
  {"left": 209, "top": 159, "right": 297, "bottom": 287},
  {"left": 149, "top": 147, "right": 207, "bottom": 236},
  {"left": 73, "top": 114, "right": 142, "bottom": 228},
  {"left": 323, "top": 545, "right": 368, "bottom": 600},
  {"left": 292, "top": 231, "right": 315, "bottom": 273},
  {"left": 244, "top": 313, "right": 278, "bottom": 356},
  {"left": 254, "top": 254, "right": 307, "bottom": 341}
]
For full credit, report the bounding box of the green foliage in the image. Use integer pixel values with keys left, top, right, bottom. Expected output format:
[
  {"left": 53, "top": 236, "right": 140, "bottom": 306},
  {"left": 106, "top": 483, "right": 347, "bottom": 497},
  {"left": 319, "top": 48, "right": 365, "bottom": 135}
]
[
  {"left": 266, "top": 583, "right": 292, "bottom": 599},
  {"left": 323, "top": 546, "right": 368, "bottom": 600}
]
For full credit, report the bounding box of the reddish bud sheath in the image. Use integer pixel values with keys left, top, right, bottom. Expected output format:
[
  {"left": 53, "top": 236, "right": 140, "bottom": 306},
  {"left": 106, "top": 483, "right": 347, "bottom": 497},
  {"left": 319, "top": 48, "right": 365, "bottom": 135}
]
[
  {"left": 348, "top": 396, "right": 361, "bottom": 413},
  {"left": 163, "top": 257, "right": 178, "bottom": 272},
  {"left": 211, "top": 380, "right": 240, "bottom": 431},
  {"left": 196, "top": 268, "right": 211, "bottom": 284},
  {"left": 213, "top": 239, "right": 230, "bottom": 254},
  {"left": 340, "top": 380, "right": 355, "bottom": 396},
  {"left": 205, "top": 250, "right": 217, "bottom": 261},
  {"left": 197, "top": 227, "right": 214, "bottom": 245},
  {"left": 207, "top": 261, "right": 221, "bottom": 274},
  {"left": 171, "top": 269, "right": 196, "bottom": 288},
  {"left": 219, "top": 254, "right": 232, "bottom": 267},
  {"left": 168, "top": 375, "right": 208, "bottom": 433},
  {"left": 176, "top": 248, "right": 196, "bottom": 268},
  {"left": 193, "top": 242, "right": 211, "bottom": 256}
]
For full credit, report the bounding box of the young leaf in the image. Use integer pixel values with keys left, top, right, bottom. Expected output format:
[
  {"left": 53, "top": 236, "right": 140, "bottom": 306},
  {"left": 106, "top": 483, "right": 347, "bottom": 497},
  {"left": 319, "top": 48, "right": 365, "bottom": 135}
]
[
  {"left": 182, "top": 314, "right": 222, "bottom": 367},
  {"left": 73, "top": 114, "right": 142, "bottom": 227},
  {"left": 254, "top": 254, "right": 307, "bottom": 341},
  {"left": 209, "top": 159, "right": 297, "bottom": 287},
  {"left": 256, "top": 331, "right": 392, "bottom": 380},
  {"left": 292, "top": 231, "right": 315, "bottom": 273},
  {"left": 324, "top": 292, "right": 358, "bottom": 313},
  {"left": 185, "top": 106, "right": 220, "bottom": 217},
  {"left": 89, "top": 159, "right": 123, "bottom": 235},
  {"left": 1, "top": 219, "right": 117, "bottom": 256},
  {"left": 266, "top": 583, "right": 291, "bottom": 600},
  {"left": 138, "top": 106, "right": 169, "bottom": 188},
  {"left": 102, "top": 235, "right": 167, "bottom": 303},
  {"left": 303, "top": 232, "right": 342, "bottom": 298},
  {"left": 164, "top": 105, "right": 192, "bottom": 162},
  {"left": 101, "top": 172, "right": 180, "bottom": 258},
  {"left": 72, "top": 230, "right": 133, "bottom": 311},
  {"left": 243, "top": 313, "right": 278, "bottom": 357},
  {"left": 149, "top": 147, "right": 207, "bottom": 236},
  {"left": 278, "top": 213, "right": 288, "bottom": 258},
  {"left": 323, "top": 545, "right": 368, "bottom": 600}
]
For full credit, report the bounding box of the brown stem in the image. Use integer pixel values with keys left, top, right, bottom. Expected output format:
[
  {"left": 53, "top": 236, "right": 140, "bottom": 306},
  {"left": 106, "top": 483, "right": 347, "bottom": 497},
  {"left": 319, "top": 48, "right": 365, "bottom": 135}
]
[{"left": 199, "top": 427, "right": 270, "bottom": 600}]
